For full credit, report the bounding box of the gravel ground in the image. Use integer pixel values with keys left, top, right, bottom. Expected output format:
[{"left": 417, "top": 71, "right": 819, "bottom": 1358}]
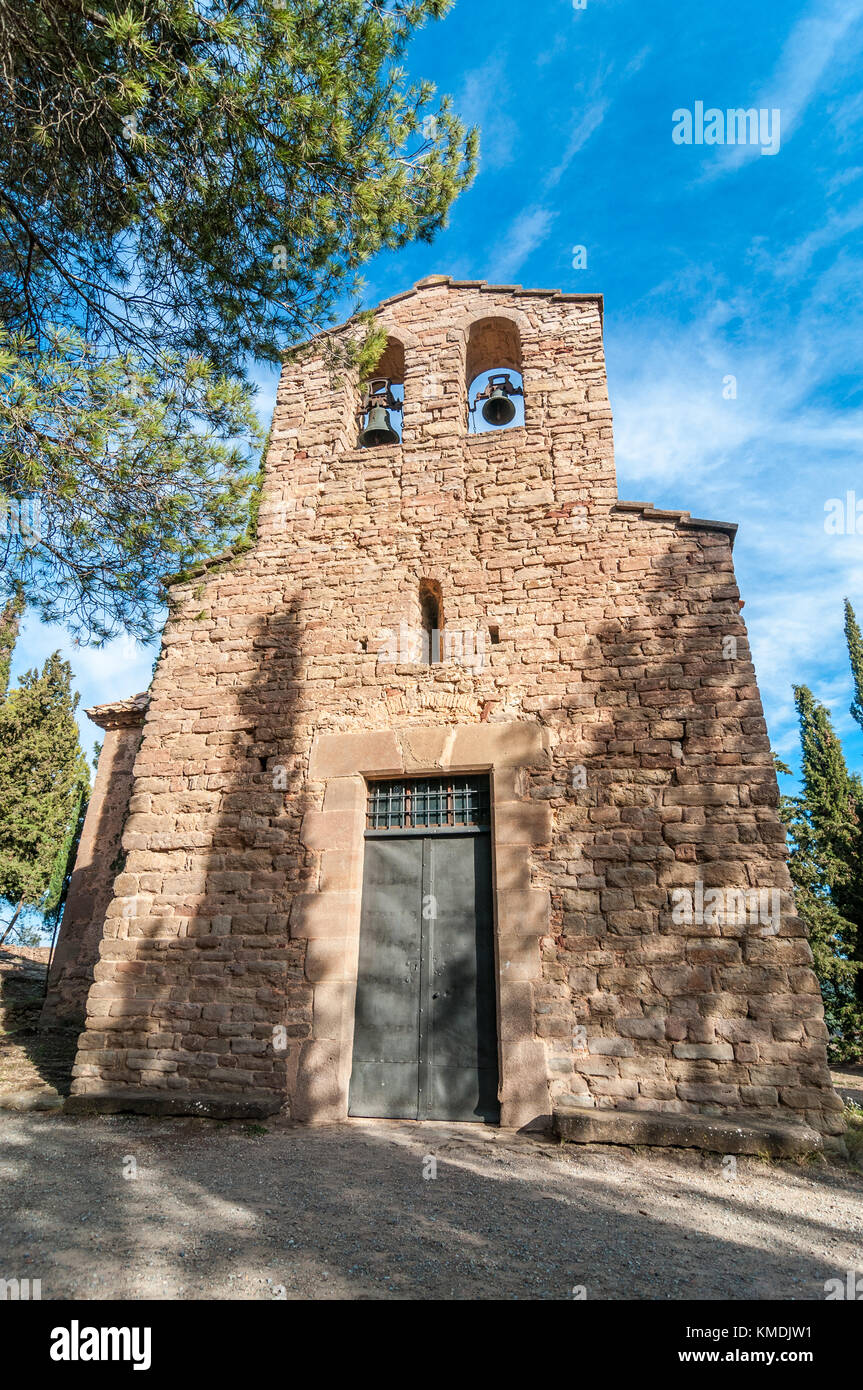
[{"left": 2, "top": 1111, "right": 861, "bottom": 1301}]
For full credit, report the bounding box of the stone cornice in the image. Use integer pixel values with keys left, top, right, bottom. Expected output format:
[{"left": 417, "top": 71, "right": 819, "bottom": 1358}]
[
  {"left": 85, "top": 692, "right": 150, "bottom": 730},
  {"left": 613, "top": 500, "right": 738, "bottom": 547},
  {"left": 285, "top": 276, "right": 604, "bottom": 358}
]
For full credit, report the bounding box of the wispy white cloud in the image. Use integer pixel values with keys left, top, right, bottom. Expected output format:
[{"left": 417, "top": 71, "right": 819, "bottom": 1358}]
[
  {"left": 770, "top": 200, "right": 863, "bottom": 279},
  {"left": 763, "top": 0, "right": 863, "bottom": 139},
  {"left": 457, "top": 55, "right": 521, "bottom": 173},
  {"left": 484, "top": 204, "right": 557, "bottom": 282},
  {"left": 608, "top": 235, "right": 863, "bottom": 772},
  {"left": 534, "top": 35, "right": 567, "bottom": 70},
  {"left": 700, "top": 0, "right": 863, "bottom": 179},
  {"left": 544, "top": 100, "right": 611, "bottom": 191},
  {"left": 544, "top": 101, "right": 605, "bottom": 190},
  {"left": 543, "top": 47, "right": 651, "bottom": 191},
  {"left": 611, "top": 243, "right": 863, "bottom": 490}
]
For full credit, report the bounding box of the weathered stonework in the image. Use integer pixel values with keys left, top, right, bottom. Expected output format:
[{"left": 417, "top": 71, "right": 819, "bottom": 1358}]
[
  {"left": 57, "top": 276, "right": 843, "bottom": 1137},
  {"left": 41, "top": 695, "right": 147, "bottom": 1028}
]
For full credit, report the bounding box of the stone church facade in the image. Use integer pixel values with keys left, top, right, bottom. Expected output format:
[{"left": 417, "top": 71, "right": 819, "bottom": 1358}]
[{"left": 50, "top": 276, "right": 843, "bottom": 1141}]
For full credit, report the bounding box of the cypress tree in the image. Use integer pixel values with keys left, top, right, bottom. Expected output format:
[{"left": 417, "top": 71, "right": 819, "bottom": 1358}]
[
  {"left": 0, "top": 651, "right": 90, "bottom": 942},
  {"left": 796, "top": 687, "right": 854, "bottom": 842},
  {"left": 780, "top": 782, "right": 862, "bottom": 1058},
  {"left": 792, "top": 683, "right": 863, "bottom": 1019},
  {"left": 845, "top": 599, "right": 863, "bottom": 734}
]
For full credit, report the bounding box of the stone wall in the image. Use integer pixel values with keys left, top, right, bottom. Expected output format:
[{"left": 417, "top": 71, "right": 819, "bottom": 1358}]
[
  {"left": 2, "top": 945, "right": 51, "bottom": 964},
  {"left": 65, "top": 276, "right": 843, "bottom": 1138},
  {"left": 41, "top": 697, "right": 147, "bottom": 1028}
]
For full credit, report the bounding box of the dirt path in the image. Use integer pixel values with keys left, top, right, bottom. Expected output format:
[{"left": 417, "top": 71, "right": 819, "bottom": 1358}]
[
  {"left": 0, "top": 948, "right": 76, "bottom": 1102},
  {"left": 2, "top": 1110, "right": 861, "bottom": 1301},
  {"left": 2, "top": 947, "right": 861, "bottom": 1301}
]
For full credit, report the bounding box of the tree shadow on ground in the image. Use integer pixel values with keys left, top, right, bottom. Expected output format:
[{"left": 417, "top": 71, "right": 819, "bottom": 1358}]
[{"left": 2, "top": 1113, "right": 862, "bottom": 1301}]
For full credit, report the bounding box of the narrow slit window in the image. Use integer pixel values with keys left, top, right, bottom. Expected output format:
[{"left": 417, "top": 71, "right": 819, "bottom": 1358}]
[{"left": 419, "top": 580, "right": 443, "bottom": 664}]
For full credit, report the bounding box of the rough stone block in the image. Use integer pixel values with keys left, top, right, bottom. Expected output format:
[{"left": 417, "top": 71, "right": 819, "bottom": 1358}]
[
  {"left": 553, "top": 1106, "right": 823, "bottom": 1157},
  {"left": 290, "top": 892, "right": 361, "bottom": 938}
]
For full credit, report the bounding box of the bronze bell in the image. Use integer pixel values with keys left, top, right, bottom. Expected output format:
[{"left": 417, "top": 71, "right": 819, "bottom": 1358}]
[
  {"left": 478, "top": 372, "right": 521, "bottom": 427},
  {"left": 359, "top": 403, "right": 400, "bottom": 447},
  {"left": 481, "top": 386, "right": 517, "bottom": 427},
  {"left": 359, "top": 377, "right": 402, "bottom": 447}
]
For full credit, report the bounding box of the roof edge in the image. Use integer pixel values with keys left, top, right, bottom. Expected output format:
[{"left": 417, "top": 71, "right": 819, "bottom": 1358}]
[
  {"left": 86, "top": 692, "right": 150, "bottom": 730},
  {"left": 613, "top": 500, "right": 738, "bottom": 546},
  {"left": 282, "top": 276, "right": 604, "bottom": 360}
]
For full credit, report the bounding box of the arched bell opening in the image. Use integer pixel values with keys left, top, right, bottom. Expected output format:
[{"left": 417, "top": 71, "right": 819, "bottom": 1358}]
[
  {"left": 468, "top": 368, "right": 525, "bottom": 432},
  {"left": 465, "top": 317, "right": 524, "bottom": 434},
  {"left": 358, "top": 337, "right": 405, "bottom": 447}
]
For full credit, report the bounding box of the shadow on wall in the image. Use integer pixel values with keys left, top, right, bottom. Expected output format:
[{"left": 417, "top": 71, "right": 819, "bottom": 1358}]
[
  {"left": 573, "top": 527, "right": 834, "bottom": 1129},
  {"left": 69, "top": 592, "right": 322, "bottom": 1115},
  {"left": 41, "top": 719, "right": 144, "bottom": 1031}
]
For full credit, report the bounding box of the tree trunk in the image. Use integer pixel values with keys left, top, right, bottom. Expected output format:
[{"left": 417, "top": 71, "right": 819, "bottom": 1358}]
[{"left": 0, "top": 899, "right": 25, "bottom": 945}]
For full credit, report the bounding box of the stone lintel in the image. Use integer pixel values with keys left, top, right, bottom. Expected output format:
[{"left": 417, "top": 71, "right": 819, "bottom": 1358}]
[{"left": 308, "top": 721, "right": 549, "bottom": 782}]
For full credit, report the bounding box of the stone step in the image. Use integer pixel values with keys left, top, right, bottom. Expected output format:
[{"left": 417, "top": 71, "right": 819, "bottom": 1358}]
[
  {"left": 0, "top": 1087, "right": 62, "bottom": 1113},
  {"left": 64, "top": 1091, "right": 280, "bottom": 1121},
  {"left": 553, "top": 1105, "right": 823, "bottom": 1158}
]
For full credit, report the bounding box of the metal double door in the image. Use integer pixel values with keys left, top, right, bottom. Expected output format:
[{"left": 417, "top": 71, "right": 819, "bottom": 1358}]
[{"left": 348, "top": 830, "right": 499, "bottom": 1122}]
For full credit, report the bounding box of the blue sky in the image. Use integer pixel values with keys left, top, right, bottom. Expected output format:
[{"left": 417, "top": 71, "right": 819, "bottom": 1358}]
[{"left": 14, "top": 0, "right": 863, "bottom": 789}]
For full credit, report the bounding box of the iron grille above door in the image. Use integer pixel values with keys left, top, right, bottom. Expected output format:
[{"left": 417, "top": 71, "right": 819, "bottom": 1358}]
[{"left": 366, "top": 775, "right": 491, "bottom": 831}]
